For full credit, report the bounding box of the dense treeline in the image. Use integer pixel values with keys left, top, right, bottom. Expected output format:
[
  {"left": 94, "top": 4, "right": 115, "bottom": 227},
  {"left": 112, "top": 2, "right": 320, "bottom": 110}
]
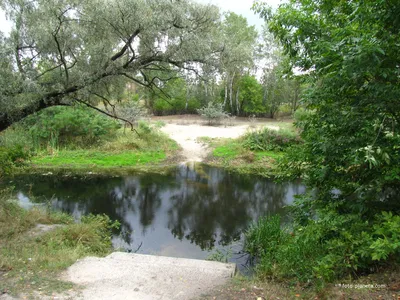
[{"left": 0, "top": 0, "right": 300, "bottom": 128}]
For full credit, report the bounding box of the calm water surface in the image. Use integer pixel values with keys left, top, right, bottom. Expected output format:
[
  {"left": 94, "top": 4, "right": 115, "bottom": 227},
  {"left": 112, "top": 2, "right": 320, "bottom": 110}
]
[{"left": 6, "top": 164, "right": 305, "bottom": 270}]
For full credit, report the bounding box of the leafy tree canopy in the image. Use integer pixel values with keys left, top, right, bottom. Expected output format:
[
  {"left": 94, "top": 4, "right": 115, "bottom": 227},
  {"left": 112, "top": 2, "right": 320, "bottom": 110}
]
[
  {"left": 0, "top": 0, "right": 222, "bottom": 131},
  {"left": 254, "top": 0, "right": 400, "bottom": 213}
]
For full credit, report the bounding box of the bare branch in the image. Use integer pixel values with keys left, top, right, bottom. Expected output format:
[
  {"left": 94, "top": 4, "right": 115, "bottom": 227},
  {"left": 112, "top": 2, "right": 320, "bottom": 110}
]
[
  {"left": 73, "top": 98, "right": 141, "bottom": 137},
  {"left": 111, "top": 28, "right": 141, "bottom": 61}
]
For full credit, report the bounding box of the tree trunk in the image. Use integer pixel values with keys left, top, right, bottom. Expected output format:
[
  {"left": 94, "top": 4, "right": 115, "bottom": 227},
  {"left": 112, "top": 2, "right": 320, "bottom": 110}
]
[
  {"left": 229, "top": 74, "right": 234, "bottom": 113},
  {"left": 292, "top": 81, "right": 300, "bottom": 113},
  {"left": 223, "top": 75, "right": 228, "bottom": 108},
  {"left": 185, "top": 85, "right": 189, "bottom": 112},
  {"left": 236, "top": 86, "right": 240, "bottom": 115}
]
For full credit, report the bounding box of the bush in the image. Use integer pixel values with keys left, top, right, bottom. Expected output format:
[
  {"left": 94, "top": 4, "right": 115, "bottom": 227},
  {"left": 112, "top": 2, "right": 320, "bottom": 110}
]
[
  {"left": 245, "top": 209, "right": 400, "bottom": 287},
  {"left": 197, "top": 102, "right": 229, "bottom": 125},
  {"left": 23, "top": 106, "right": 120, "bottom": 148},
  {"left": 0, "top": 145, "right": 31, "bottom": 176},
  {"left": 293, "top": 108, "right": 313, "bottom": 129},
  {"left": 243, "top": 127, "right": 302, "bottom": 151},
  {"left": 57, "top": 214, "right": 119, "bottom": 254},
  {"left": 152, "top": 97, "right": 201, "bottom": 115}
]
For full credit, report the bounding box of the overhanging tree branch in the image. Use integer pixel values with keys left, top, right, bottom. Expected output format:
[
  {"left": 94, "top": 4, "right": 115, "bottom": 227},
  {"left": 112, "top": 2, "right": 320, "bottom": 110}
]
[{"left": 73, "top": 98, "right": 141, "bottom": 137}]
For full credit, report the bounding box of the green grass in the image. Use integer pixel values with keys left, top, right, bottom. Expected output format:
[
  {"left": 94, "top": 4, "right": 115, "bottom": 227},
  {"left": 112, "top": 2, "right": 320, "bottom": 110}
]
[
  {"left": 32, "top": 150, "right": 166, "bottom": 168},
  {"left": 255, "top": 151, "right": 284, "bottom": 160},
  {"left": 213, "top": 141, "right": 241, "bottom": 159},
  {"left": 1, "top": 121, "right": 180, "bottom": 172},
  {"left": 203, "top": 138, "right": 284, "bottom": 178},
  {"left": 0, "top": 190, "right": 116, "bottom": 296}
]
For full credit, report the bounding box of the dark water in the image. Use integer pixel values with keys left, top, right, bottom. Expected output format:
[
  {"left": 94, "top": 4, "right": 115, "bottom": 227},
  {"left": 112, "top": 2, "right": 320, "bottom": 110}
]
[{"left": 5, "top": 164, "right": 305, "bottom": 271}]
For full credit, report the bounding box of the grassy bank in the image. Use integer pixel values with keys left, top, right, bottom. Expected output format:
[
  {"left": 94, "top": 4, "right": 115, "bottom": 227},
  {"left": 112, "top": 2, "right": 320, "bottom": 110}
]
[
  {"left": 32, "top": 149, "right": 166, "bottom": 168},
  {"left": 199, "top": 126, "right": 297, "bottom": 178},
  {"left": 202, "top": 137, "right": 283, "bottom": 178},
  {"left": 28, "top": 124, "right": 179, "bottom": 170},
  {"left": 1, "top": 122, "right": 179, "bottom": 175},
  {"left": 0, "top": 189, "right": 117, "bottom": 297}
]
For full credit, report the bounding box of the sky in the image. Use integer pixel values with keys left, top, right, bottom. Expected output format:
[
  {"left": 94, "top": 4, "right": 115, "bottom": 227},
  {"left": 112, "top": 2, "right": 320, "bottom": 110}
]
[
  {"left": 0, "top": 0, "right": 282, "bottom": 36},
  {"left": 0, "top": 9, "right": 10, "bottom": 35},
  {"left": 196, "top": 0, "right": 282, "bottom": 29}
]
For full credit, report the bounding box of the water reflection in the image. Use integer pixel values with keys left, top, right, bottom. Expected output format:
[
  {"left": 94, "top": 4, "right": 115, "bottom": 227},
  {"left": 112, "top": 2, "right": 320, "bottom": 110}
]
[{"left": 5, "top": 164, "right": 305, "bottom": 265}]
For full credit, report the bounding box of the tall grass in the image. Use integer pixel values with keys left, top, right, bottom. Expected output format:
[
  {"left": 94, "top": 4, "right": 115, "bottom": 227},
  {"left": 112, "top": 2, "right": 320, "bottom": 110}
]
[
  {"left": 0, "top": 190, "right": 118, "bottom": 295},
  {"left": 245, "top": 210, "right": 400, "bottom": 288},
  {"left": 243, "top": 127, "right": 302, "bottom": 152}
]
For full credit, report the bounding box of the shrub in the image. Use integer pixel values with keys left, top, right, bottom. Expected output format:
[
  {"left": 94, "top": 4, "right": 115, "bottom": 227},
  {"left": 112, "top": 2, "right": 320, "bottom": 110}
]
[
  {"left": 115, "top": 100, "right": 148, "bottom": 125},
  {"left": 293, "top": 108, "right": 313, "bottom": 130},
  {"left": 0, "top": 145, "right": 31, "bottom": 176},
  {"left": 245, "top": 209, "right": 400, "bottom": 287},
  {"left": 243, "top": 127, "right": 302, "bottom": 151},
  {"left": 152, "top": 97, "right": 201, "bottom": 115},
  {"left": 197, "top": 102, "right": 229, "bottom": 125},
  {"left": 23, "top": 106, "right": 120, "bottom": 148},
  {"left": 57, "top": 214, "right": 119, "bottom": 254}
]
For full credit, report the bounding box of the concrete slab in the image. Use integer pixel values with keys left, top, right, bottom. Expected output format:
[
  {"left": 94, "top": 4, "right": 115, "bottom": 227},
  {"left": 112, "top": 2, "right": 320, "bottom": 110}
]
[{"left": 62, "top": 252, "right": 236, "bottom": 300}]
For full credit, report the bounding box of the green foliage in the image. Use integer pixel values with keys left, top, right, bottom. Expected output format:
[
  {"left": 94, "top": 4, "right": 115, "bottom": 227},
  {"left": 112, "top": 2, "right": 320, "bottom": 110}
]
[
  {"left": 243, "top": 127, "right": 302, "bottom": 151},
  {"left": 292, "top": 108, "right": 311, "bottom": 126},
  {"left": 0, "top": 0, "right": 223, "bottom": 131},
  {"left": 151, "top": 78, "right": 202, "bottom": 115},
  {"left": 0, "top": 189, "right": 117, "bottom": 294},
  {"left": 55, "top": 214, "right": 120, "bottom": 254},
  {"left": 22, "top": 106, "right": 120, "bottom": 149},
  {"left": 197, "top": 102, "right": 230, "bottom": 125},
  {"left": 245, "top": 209, "right": 400, "bottom": 286},
  {"left": 275, "top": 145, "right": 309, "bottom": 180},
  {"left": 250, "top": 0, "right": 400, "bottom": 285},
  {"left": 0, "top": 145, "right": 31, "bottom": 176},
  {"left": 206, "top": 248, "right": 232, "bottom": 263},
  {"left": 0, "top": 189, "right": 72, "bottom": 240},
  {"left": 245, "top": 215, "right": 286, "bottom": 259},
  {"left": 255, "top": 0, "right": 400, "bottom": 213},
  {"left": 153, "top": 97, "right": 201, "bottom": 115},
  {"left": 238, "top": 75, "right": 264, "bottom": 114},
  {"left": 370, "top": 212, "right": 400, "bottom": 261},
  {"left": 32, "top": 150, "right": 166, "bottom": 168}
]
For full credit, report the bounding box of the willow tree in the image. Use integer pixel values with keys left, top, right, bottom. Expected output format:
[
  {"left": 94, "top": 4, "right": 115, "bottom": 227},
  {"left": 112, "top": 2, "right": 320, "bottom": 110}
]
[{"left": 0, "top": 0, "right": 222, "bottom": 131}]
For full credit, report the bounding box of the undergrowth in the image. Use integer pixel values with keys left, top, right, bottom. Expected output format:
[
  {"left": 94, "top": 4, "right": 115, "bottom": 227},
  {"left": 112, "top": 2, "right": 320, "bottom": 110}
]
[
  {"left": 245, "top": 209, "right": 400, "bottom": 289},
  {"left": 0, "top": 189, "right": 118, "bottom": 296}
]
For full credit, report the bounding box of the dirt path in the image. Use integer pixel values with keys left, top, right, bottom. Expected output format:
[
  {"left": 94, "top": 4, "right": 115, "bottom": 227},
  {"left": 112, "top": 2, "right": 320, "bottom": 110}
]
[
  {"left": 159, "top": 119, "right": 280, "bottom": 163},
  {"left": 160, "top": 124, "right": 250, "bottom": 162}
]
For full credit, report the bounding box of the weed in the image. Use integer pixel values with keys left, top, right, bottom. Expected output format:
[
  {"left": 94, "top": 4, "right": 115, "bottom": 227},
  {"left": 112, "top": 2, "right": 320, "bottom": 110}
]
[
  {"left": 0, "top": 190, "right": 117, "bottom": 296},
  {"left": 243, "top": 127, "right": 302, "bottom": 152},
  {"left": 206, "top": 248, "right": 232, "bottom": 263}
]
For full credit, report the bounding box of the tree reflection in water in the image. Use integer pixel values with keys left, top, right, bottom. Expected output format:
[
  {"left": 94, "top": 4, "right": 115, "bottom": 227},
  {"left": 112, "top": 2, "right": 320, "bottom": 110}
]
[{"left": 8, "top": 165, "right": 305, "bottom": 260}]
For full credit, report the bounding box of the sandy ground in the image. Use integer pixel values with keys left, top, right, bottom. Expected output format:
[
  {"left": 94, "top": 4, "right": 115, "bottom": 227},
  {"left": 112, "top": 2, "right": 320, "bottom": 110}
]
[
  {"left": 158, "top": 116, "right": 281, "bottom": 162},
  {"left": 62, "top": 252, "right": 235, "bottom": 300},
  {"left": 160, "top": 124, "right": 251, "bottom": 162}
]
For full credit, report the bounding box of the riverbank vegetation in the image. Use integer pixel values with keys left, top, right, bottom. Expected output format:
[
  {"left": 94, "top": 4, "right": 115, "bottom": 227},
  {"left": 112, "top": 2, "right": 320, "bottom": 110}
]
[
  {"left": 0, "top": 106, "right": 178, "bottom": 175},
  {"left": 0, "top": 0, "right": 399, "bottom": 298},
  {"left": 201, "top": 124, "right": 298, "bottom": 177},
  {"left": 0, "top": 189, "right": 117, "bottom": 296},
  {"left": 239, "top": 0, "right": 400, "bottom": 296}
]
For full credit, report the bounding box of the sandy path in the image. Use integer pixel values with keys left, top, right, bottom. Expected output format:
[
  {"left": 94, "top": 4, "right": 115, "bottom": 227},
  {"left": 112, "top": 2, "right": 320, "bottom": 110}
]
[{"left": 160, "top": 123, "right": 279, "bottom": 163}]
